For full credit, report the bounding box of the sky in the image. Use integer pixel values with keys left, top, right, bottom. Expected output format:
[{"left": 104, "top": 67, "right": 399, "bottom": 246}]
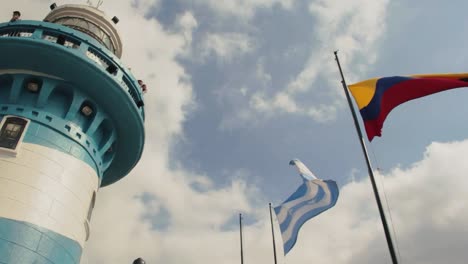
[{"left": 4, "top": 0, "right": 468, "bottom": 263}]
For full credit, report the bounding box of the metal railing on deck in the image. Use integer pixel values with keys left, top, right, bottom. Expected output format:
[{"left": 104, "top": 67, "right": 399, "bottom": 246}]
[{"left": 0, "top": 21, "right": 145, "bottom": 119}]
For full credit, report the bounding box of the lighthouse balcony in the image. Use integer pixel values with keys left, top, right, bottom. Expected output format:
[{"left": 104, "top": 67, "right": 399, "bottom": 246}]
[{"left": 0, "top": 20, "right": 145, "bottom": 119}]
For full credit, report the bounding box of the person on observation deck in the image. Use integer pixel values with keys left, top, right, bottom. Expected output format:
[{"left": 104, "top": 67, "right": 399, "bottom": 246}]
[
  {"left": 10, "top": 11, "right": 21, "bottom": 22},
  {"left": 138, "top": 80, "right": 148, "bottom": 94}
]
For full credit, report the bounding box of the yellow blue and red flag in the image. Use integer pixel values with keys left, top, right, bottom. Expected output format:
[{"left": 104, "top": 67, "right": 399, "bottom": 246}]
[{"left": 349, "top": 73, "right": 468, "bottom": 141}]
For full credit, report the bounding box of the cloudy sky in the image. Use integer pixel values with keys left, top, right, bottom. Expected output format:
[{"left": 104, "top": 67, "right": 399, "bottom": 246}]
[{"left": 5, "top": 0, "right": 468, "bottom": 263}]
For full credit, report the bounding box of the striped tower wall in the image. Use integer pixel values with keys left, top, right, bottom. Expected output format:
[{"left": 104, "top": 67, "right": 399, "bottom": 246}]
[
  {"left": 0, "top": 143, "right": 97, "bottom": 263},
  {"left": 0, "top": 72, "right": 113, "bottom": 264}
]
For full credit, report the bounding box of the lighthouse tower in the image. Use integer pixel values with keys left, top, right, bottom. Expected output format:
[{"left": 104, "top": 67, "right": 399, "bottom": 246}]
[{"left": 0, "top": 3, "right": 145, "bottom": 263}]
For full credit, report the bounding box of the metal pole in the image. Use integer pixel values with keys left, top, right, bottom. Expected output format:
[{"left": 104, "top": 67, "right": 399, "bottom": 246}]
[
  {"left": 334, "top": 51, "right": 399, "bottom": 264},
  {"left": 239, "top": 213, "right": 244, "bottom": 264},
  {"left": 269, "top": 203, "right": 278, "bottom": 264}
]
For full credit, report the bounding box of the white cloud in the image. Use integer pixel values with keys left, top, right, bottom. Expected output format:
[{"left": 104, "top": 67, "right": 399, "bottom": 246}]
[
  {"left": 65, "top": 1, "right": 262, "bottom": 263},
  {"left": 1, "top": 0, "right": 49, "bottom": 20},
  {"left": 177, "top": 11, "right": 198, "bottom": 48},
  {"left": 88, "top": 136, "right": 468, "bottom": 263},
  {"left": 285, "top": 139, "right": 468, "bottom": 263},
  {"left": 240, "top": 86, "right": 248, "bottom": 96},
  {"left": 129, "top": 0, "right": 162, "bottom": 13},
  {"left": 250, "top": 91, "right": 338, "bottom": 122},
  {"left": 247, "top": 0, "right": 390, "bottom": 123},
  {"left": 189, "top": 0, "right": 294, "bottom": 20},
  {"left": 256, "top": 59, "right": 272, "bottom": 86},
  {"left": 197, "top": 32, "right": 254, "bottom": 63}
]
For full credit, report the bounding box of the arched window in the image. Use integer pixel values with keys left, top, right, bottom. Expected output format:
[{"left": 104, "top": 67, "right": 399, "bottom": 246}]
[{"left": 0, "top": 116, "right": 29, "bottom": 151}]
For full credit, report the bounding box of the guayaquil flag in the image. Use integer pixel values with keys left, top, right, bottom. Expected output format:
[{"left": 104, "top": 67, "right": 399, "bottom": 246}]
[
  {"left": 274, "top": 159, "right": 339, "bottom": 255},
  {"left": 349, "top": 73, "right": 468, "bottom": 141}
]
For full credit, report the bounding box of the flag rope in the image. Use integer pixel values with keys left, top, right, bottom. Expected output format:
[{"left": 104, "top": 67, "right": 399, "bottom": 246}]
[
  {"left": 369, "top": 143, "right": 403, "bottom": 263},
  {"left": 334, "top": 50, "right": 399, "bottom": 264}
]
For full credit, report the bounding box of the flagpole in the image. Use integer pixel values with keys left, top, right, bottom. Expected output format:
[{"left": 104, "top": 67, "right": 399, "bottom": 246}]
[
  {"left": 239, "top": 213, "right": 244, "bottom": 264},
  {"left": 333, "top": 51, "right": 399, "bottom": 264},
  {"left": 269, "top": 203, "right": 278, "bottom": 264}
]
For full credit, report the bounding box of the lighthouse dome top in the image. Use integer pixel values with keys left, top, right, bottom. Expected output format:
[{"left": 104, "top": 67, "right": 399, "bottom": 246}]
[{"left": 44, "top": 4, "right": 123, "bottom": 58}]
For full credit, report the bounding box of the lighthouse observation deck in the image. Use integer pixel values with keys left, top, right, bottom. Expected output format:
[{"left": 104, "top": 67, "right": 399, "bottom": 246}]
[{"left": 0, "top": 20, "right": 145, "bottom": 118}]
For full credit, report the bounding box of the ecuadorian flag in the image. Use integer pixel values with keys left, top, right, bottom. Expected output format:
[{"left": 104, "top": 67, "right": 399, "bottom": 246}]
[{"left": 349, "top": 73, "right": 468, "bottom": 141}]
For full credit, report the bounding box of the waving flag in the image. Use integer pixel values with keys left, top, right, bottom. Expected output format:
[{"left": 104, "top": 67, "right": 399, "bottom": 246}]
[
  {"left": 274, "top": 159, "right": 339, "bottom": 255},
  {"left": 349, "top": 73, "right": 468, "bottom": 141}
]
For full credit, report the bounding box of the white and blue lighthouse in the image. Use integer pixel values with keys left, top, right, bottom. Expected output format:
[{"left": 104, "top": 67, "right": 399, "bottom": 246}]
[{"left": 0, "top": 3, "right": 145, "bottom": 263}]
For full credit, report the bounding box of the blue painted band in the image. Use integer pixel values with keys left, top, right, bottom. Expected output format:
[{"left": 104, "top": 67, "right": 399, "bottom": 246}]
[{"left": 0, "top": 218, "right": 82, "bottom": 264}]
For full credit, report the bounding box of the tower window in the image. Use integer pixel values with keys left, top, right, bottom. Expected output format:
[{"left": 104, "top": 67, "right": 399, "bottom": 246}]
[{"left": 0, "top": 116, "right": 29, "bottom": 152}]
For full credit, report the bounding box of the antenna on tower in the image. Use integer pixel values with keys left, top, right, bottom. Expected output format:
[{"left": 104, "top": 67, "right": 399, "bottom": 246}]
[
  {"left": 96, "top": 0, "right": 104, "bottom": 9},
  {"left": 85, "top": 0, "right": 104, "bottom": 8}
]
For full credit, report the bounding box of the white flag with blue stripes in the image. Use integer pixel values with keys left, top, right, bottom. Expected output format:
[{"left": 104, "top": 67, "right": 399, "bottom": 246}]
[{"left": 274, "top": 159, "right": 339, "bottom": 255}]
